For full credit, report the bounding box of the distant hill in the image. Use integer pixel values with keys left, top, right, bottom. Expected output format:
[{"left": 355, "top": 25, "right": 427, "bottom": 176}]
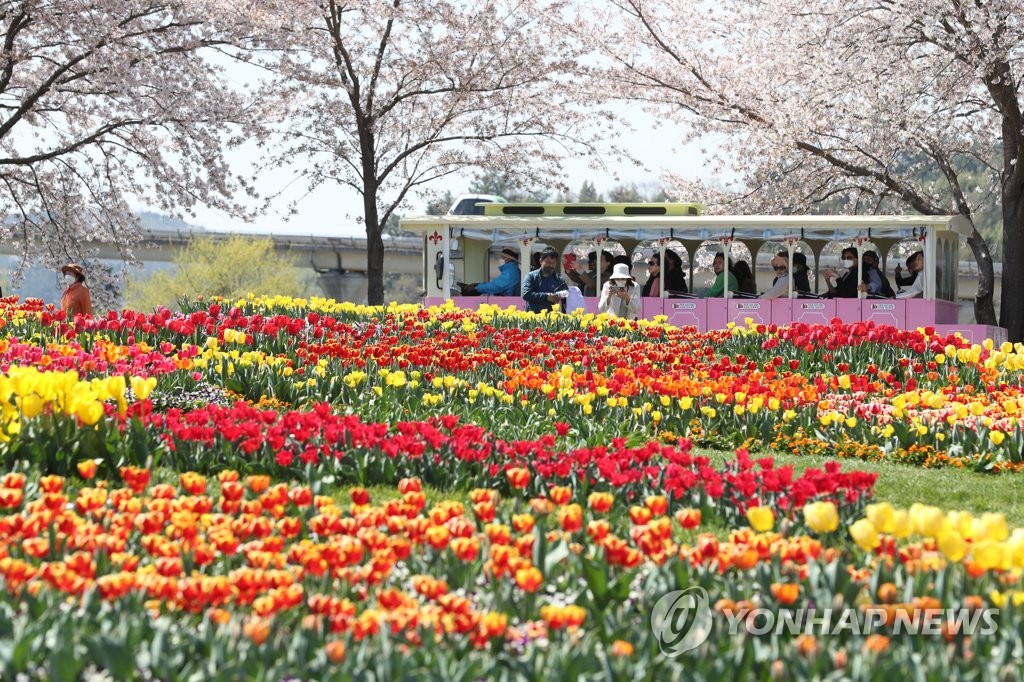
[
  {"left": 1, "top": 211, "right": 190, "bottom": 303},
  {"left": 138, "top": 211, "right": 203, "bottom": 232}
]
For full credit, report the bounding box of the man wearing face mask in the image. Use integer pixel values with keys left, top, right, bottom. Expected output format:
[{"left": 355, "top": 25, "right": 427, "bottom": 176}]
[
  {"left": 60, "top": 263, "right": 93, "bottom": 317},
  {"left": 823, "top": 247, "right": 860, "bottom": 298},
  {"left": 856, "top": 250, "right": 895, "bottom": 298},
  {"left": 522, "top": 247, "right": 568, "bottom": 313},
  {"left": 463, "top": 248, "right": 521, "bottom": 296}
]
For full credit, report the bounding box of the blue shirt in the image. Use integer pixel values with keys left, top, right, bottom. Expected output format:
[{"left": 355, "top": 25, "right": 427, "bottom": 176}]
[
  {"left": 475, "top": 260, "right": 521, "bottom": 296},
  {"left": 864, "top": 267, "right": 884, "bottom": 295}
]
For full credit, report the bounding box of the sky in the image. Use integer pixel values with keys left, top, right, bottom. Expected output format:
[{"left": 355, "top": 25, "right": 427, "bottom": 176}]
[{"left": 185, "top": 104, "right": 708, "bottom": 239}]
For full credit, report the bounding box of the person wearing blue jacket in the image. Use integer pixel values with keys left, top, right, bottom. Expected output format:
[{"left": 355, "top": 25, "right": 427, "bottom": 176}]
[
  {"left": 522, "top": 247, "right": 568, "bottom": 313},
  {"left": 469, "top": 248, "right": 521, "bottom": 296}
]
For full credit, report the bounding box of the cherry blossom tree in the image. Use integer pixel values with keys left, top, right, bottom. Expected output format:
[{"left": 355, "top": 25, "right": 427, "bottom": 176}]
[
  {"left": 589, "top": 0, "right": 1022, "bottom": 337},
  {"left": 245, "top": 0, "right": 620, "bottom": 305},
  {"left": 0, "top": 1, "right": 257, "bottom": 297}
]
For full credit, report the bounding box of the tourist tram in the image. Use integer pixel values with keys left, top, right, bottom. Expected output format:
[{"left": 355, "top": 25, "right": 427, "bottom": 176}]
[{"left": 399, "top": 202, "right": 1006, "bottom": 343}]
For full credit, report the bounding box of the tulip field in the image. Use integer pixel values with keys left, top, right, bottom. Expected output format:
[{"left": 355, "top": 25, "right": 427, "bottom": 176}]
[{"left": 2, "top": 296, "right": 1024, "bottom": 680}]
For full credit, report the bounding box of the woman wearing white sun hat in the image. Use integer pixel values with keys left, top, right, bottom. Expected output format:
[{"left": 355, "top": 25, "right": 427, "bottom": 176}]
[{"left": 598, "top": 262, "right": 640, "bottom": 319}]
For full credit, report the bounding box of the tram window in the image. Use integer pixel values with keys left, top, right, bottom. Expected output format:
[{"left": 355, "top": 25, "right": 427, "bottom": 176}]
[
  {"left": 501, "top": 206, "right": 545, "bottom": 215},
  {"left": 563, "top": 206, "right": 606, "bottom": 215},
  {"left": 623, "top": 206, "right": 667, "bottom": 215}
]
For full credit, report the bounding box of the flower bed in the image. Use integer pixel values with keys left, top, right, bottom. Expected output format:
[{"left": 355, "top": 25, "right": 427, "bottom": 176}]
[{"left": 1, "top": 296, "right": 1024, "bottom": 677}]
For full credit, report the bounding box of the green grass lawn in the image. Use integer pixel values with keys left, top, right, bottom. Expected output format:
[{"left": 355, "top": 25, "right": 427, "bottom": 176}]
[{"left": 699, "top": 448, "right": 1024, "bottom": 526}]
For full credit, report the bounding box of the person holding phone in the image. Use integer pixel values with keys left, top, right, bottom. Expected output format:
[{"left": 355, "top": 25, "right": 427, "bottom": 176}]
[
  {"left": 522, "top": 247, "right": 568, "bottom": 313},
  {"left": 567, "top": 250, "right": 613, "bottom": 296},
  {"left": 598, "top": 263, "right": 640, "bottom": 319}
]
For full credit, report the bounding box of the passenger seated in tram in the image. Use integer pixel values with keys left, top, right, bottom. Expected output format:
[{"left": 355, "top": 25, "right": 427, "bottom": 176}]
[
  {"left": 730, "top": 259, "right": 758, "bottom": 296},
  {"left": 823, "top": 247, "right": 863, "bottom": 298},
  {"left": 856, "top": 250, "right": 895, "bottom": 298},
  {"left": 598, "top": 263, "right": 641, "bottom": 319},
  {"left": 895, "top": 253, "right": 918, "bottom": 288},
  {"left": 761, "top": 252, "right": 811, "bottom": 298},
  {"left": 699, "top": 252, "right": 739, "bottom": 298},
  {"left": 567, "top": 250, "right": 613, "bottom": 296},
  {"left": 896, "top": 251, "right": 924, "bottom": 299},
  {"left": 462, "top": 248, "right": 521, "bottom": 296},
  {"left": 641, "top": 251, "right": 688, "bottom": 297},
  {"left": 522, "top": 247, "right": 568, "bottom": 313},
  {"left": 791, "top": 252, "right": 812, "bottom": 294},
  {"left": 663, "top": 250, "right": 688, "bottom": 295}
]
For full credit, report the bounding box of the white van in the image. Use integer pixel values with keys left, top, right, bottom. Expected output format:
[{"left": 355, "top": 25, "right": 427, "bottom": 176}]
[{"left": 447, "top": 194, "right": 507, "bottom": 215}]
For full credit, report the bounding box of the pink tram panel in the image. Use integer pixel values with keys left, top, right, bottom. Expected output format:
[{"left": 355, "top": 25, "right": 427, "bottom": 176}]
[
  {"left": 707, "top": 299, "right": 771, "bottom": 329},
  {"left": 771, "top": 299, "right": 836, "bottom": 327}
]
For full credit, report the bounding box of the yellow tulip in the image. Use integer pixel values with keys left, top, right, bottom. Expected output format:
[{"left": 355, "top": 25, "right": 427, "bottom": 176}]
[
  {"left": 865, "top": 503, "right": 895, "bottom": 534},
  {"left": 746, "top": 506, "right": 775, "bottom": 532},
  {"left": 76, "top": 400, "right": 105, "bottom": 426},
  {"left": 946, "top": 510, "right": 975, "bottom": 538},
  {"left": 890, "top": 510, "right": 912, "bottom": 539},
  {"left": 910, "top": 504, "right": 947, "bottom": 538},
  {"left": 1006, "top": 531, "right": 1024, "bottom": 568},
  {"left": 803, "top": 501, "right": 839, "bottom": 533},
  {"left": 971, "top": 540, "right": 1004, "bottom": 570},
  {"left": 849, "top": 519, "right": 880, "bottom": 551},
  {"left": 937, "top": 530, "right": 967, "bottom": 562},
  {"left": 974, "top": 513, "right": 1009, "bottom": 542},
  {"left": 17, "top": 395, "right": 44, "bottom": 419},
  {"left": 130, "top": 376, "right": 158, "bottom": 401}
]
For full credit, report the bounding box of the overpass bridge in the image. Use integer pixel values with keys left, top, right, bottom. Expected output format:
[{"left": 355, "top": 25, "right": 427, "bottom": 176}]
[{"left": 0, "top": 227, "right": 425, "bottom": 303}]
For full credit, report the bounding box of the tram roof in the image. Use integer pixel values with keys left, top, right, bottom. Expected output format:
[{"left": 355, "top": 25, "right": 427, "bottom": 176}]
[{"left": 398, "top": 204, "right": 972, "bottom": 241}]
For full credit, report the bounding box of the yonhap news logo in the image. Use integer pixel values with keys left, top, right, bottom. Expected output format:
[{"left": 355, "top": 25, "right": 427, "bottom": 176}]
[
  {"left": 650, "top": 587, "right": 714, "bottom": 656},
  {"left": 649, "top": 588, "right": 1000, "bottom": 656}
]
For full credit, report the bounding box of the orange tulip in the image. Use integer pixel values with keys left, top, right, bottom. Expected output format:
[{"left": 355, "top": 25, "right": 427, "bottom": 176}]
[
  {"left": 478, "top": 611, "right": 508, "bottom": 639},
  {"left": 511, "top": 513, "right": 535, "bottom": 534},
  {"left": 76, "top": 460, "right": 98, "bottom": 480},
  {"left": 863, "top": 634, "right": 890, "bottom": 654},
  {"left": 451, "top": 537, "right": 480, "bottom": 562},
  {"left": 644, "top": 495, "right": 668, "bottom": 516},
  {"left": 398, "top": 477, "right": 421, "bottom": 494},
  {"left": 877, "top": 582, "right": 898, "bottom": 603},
  {"left": 425, "top": 524, "right": 450, "bottom": 550},
  {"left": 246, "top": 475, "right": 270, "bottom": 494},
  {"left": 119, "top": 466, "right": 150, "bottom": 493},
  {"left": 473, "top": 501, "right": 496, "bottom": 523},
  {"left": 179, "top": 472, "right": 207, "bottom": 496},
  {"left": 549, "top": 486, "right": 572, "bottom": 506},
  {"left": 0, "top": 487, "right": 24, "bottom": 509},
  {"left": 325, "top": 640, "right": 346, "bottom": 663},
  {"left": 610, "top": 640, "right": 634, "bottom": 657},
  {"left": 558, "top": 504, "right": 583, "bottom": 533},
  {"left": 588, "top": 492, "right": 614, "bottom": 513},
  {"left": 506, "top": 467, "right": 530, "bottom": 489},
  {"left": 350, "top": 487, "right": 370, "bottom": 505},
  {"left": 514, "top": 566, "right": 543, "bottom": 592},
  {"left": 675, "top": 508, "right": 701, "bottom": 530},
  {"left": 243, "top": 617, "right": 271, "bottom": 645},
  {"left": 770, "top": 582, "right": 800, "bottom": 606},
  {"left": 629, "top": 506, "right": 652, "bottom": 525}
]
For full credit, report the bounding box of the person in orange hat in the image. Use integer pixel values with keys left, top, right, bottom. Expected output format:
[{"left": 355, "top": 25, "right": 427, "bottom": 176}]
[{"left": 60, "top": 263, "right": 93, "bottom": 317}]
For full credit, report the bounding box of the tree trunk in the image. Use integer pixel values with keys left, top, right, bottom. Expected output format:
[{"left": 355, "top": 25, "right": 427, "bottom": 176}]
[
  {"left": 966, "top": 227, "right": 997, "bottom": 326},
  {"left": 989, "top": 58, "right": 1024, "bottom": 341},
  {"left": 363, "top": 188, "right": 385, "bottom": 305},
  {"left": 1000, "top": 184, "right": 1024, "bottom": 341}
]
